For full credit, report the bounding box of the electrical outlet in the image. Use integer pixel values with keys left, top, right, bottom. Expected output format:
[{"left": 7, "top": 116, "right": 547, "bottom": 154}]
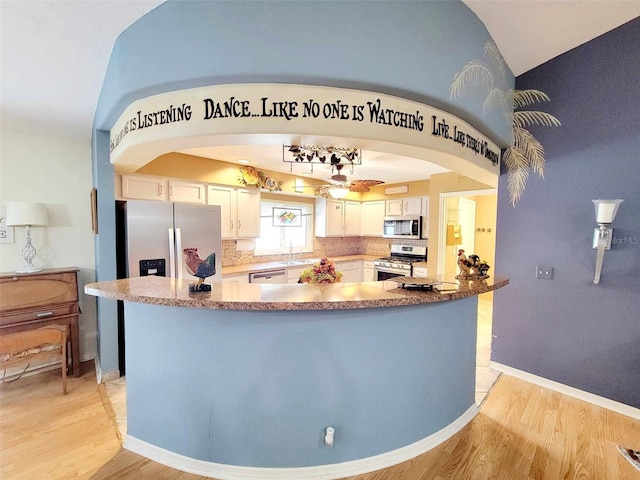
[{"left": 536, "top": 266, "right": 554, "bottom": 279}]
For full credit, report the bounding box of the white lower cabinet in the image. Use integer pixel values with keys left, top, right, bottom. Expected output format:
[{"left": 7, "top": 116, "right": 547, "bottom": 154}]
[
  {"left": 363, "top": 261, "right": 375, "bottom": 282},
  {"left": 221, "top": 273, "right": 250, "bottom": 284},
  {"left": 287, "top": 266, "right": 307, "bottom": 284},
  {"left": 413, "top": 265, "right": 428, "bottom": 278},
  {"left": 337, "top": 260, "right": 364, "bottom": 283}
]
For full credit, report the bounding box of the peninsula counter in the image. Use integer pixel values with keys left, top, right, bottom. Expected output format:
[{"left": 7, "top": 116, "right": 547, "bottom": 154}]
[{"left": 85, "top": 276, "right": 507, "bottom": 479}]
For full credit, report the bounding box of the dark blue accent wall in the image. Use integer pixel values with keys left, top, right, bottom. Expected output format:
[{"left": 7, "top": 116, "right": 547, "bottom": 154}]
[{"left": 493, "top": 18, "right": 640, "bottom": 408}]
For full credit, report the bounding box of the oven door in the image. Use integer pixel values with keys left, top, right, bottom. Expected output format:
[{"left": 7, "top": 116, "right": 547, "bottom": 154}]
[{"left": 375, "top": 266, "right": 409, "bottom": 281}]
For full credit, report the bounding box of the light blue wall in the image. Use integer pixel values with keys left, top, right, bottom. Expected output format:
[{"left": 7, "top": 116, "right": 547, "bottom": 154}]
[
  {"left": 95, "top": 0, "right": 512, "bottom": 144},
  {"left": 492, "top": 18, "right": 640, "bottom": 408},
  {"left": 91, "top": 129, "right": 119, "bottom": 375},
  {"left": 125, "top": 298, "right": 477, "bottom": 467},
  {"left": 93, "top": 0, "right": 513, "bottom": 377}
]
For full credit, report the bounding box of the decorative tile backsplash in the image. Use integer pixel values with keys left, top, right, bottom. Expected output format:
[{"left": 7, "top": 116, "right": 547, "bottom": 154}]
[{"left": 221, "top": 237, "right": 428, "bottom": 266}]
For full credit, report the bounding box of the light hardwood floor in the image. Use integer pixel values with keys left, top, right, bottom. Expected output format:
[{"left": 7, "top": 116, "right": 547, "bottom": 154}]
[
  {"left": 2, "top": 298, "right": 639, "bottom": 480},
  {"left": 2, "top": 362, "right": 637, "bottom": 480}
]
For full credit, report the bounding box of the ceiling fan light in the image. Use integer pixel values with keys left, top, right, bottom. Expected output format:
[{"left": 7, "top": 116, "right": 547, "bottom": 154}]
[{"left": 328, "top": 187, "right": 349, "bottom": 199}]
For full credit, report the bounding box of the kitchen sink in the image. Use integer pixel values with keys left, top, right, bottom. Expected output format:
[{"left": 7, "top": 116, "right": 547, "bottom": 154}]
[{"left": 277, "top": 259, "right": 318, "bottom": 266}]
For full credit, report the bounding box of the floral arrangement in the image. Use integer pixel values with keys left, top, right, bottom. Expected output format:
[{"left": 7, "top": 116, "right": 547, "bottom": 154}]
[{"left": 298, "top": 258, "right": 342, "bottom": 284}]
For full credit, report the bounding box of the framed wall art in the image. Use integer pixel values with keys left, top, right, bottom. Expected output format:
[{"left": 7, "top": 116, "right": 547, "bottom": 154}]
[{"left": 272, "top": 207, "right": 302, "bottom": 227}]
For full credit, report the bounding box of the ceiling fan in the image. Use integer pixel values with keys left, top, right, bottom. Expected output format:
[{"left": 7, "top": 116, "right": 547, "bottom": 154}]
[{"left": 312, "top": 164, "right": 384, "bottom": 198}]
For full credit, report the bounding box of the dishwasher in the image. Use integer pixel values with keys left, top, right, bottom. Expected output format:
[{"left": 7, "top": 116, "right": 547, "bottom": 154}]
[{"left": 248, "top": 269, "right": 287, "bottom": 284}]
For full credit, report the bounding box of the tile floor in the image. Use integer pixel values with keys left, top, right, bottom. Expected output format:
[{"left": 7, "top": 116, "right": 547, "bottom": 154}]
[
  {"left": 105, "top": 298, "right": 500, "bottom": 438},
  {"left": 475, "top": 297, "right": 500, "bottom": 404}
]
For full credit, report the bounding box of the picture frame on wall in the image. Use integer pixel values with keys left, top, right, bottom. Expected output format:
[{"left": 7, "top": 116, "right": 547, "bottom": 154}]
[
  {"left": 90, "top": 188, "right": 98, "bottom": 234},
  {"left": 272, "top": 207, "right": 302, "bottom": 227}
]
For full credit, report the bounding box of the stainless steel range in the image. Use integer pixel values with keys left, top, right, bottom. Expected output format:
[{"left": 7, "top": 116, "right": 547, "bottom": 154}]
[{"left": 374, "top": 244, "right": 427, "bottom": 281}]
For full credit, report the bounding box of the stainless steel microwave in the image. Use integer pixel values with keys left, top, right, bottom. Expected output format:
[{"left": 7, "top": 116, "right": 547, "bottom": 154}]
[{"left": 383, "top": 216, "right": 422, "bottom": 239}]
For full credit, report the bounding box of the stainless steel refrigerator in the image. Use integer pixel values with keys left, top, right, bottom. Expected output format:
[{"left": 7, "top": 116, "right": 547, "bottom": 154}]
[
  {"left": 115, "top": 200, "right": 222, "bottom": 374},
  {"left": 124, "top": 200, "right": 222, "bottom": 283}
]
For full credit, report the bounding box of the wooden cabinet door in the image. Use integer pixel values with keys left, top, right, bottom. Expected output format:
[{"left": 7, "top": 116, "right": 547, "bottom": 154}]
[
  {"left": 169, "top": 181, "right": 206, "bottom": 204},
  {"left": 325, "top": 199, "right": 344, "bottom": 236},
  {"left": 343, "top": 201, "right": 361, "bottom": 237},
  {"left": 207, "top": 185, "right": 236, "bottom": 239},
  {"left": 360, "top": 201, "right": 385, "bottom": 236},
  {"left": 385, "top": 199, "right": 403, "bottom": 216},
  {"left": 121, "top": 175, "right": 167, "bottom": 201},
  {"left": 236, "top": 189, "right": 261, "bottom": 238},
  {"left": 337, "top": 261, "right": 363, "bottom": 283},
  {"left": 363, "top": 261, "right": 375, "bottom": 282},
  {"left": 421, "top": 196, "right": 430, "bottom": 239},
  {"left": 403, "top": 197, "right": 423, "bottom": 215}
]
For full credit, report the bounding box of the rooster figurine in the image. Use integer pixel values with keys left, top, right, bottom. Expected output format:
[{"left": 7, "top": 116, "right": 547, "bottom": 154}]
[
  {"left": 457, "top": 249, "right": 471, "bottom": 275},
  {"left": 183, "top": 247, "right": 216, "bottom": 292}
]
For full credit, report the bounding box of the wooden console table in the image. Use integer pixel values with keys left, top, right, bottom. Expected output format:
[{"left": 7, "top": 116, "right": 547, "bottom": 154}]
[{"left": 0, "top": 268, "right": 81, "bottom": 377}]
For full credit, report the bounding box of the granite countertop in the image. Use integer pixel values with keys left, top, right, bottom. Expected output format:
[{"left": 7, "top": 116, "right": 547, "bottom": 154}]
[
  {"left": 84, "top": 274, "right": 508, "bottom": 311},
  {"left": 222, "top": 255, "right": 379, "bottom": 277}
]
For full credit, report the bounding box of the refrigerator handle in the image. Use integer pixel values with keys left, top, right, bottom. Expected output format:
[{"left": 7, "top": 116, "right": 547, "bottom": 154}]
[
  {"left": 175, "top": 227, "right": 183, "bottom": 280},
  {"left": 168, "top": 228, "right": 176, "bottom": 278}
]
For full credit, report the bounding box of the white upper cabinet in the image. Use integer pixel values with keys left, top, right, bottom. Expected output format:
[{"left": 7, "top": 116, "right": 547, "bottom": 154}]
[
  {"left": 122, "top": 175, "right": 205, "bottom": 204},
  {"left": 121, "top": 175, "right": 168, "bottom": 201},
  {"left": 386, "top": 196, "right": 423, "bottom": 216},
  {"left": 207, "top": 185, "right": 236, "bottom": 239},
  {"left": 235, "top": 188, "right": 261, "bottom": 238},
  {"left": 207, "top": 185, "right": 261, "bottom": 238},
  {"left": 343, "top": 200, "right": 361, "bottom": 237},
  {"left": 360, "top": 200, "right": 385, "bottom": 236},
  {"left": 421, "top": 196, "right": 430, "bottom": 239},
  {"left": 168, "top": 181, "right": 206, "bottom": 204},
  {"left": 315, "top": 198, "right": 361, "bottom": 237},
  {"left": 316, "top": 197, "right": 344, "bottom": 237},
  {"left": 403, "top": 196, "right": 423, "bottom": 215},
  {"left": 385, "top": 198, "right": 404, "bottom": 216}
]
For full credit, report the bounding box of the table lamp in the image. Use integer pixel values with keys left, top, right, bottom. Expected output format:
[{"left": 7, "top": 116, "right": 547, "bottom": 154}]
[{"left": 6, "top": 201, "right": 49, "bottom": 273}]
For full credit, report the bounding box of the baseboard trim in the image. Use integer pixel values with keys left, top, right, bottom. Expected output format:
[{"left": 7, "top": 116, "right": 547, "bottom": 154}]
[
  {"left": 94, "top": 356, "right": 120, "bottom": 383},
  {"left": 124, "top": 404, "right": 478, "bottom": 480},
  {"left": 490, "top": 361, "right": 640, "bottom": 420}
]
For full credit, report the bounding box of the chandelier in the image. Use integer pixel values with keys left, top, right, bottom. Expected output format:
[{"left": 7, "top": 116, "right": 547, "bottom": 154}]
[{"left": 283, "top": 145, "right": 361, "bottom": 173}]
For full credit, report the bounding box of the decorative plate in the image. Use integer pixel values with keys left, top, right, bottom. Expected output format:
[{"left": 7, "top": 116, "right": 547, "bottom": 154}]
[
  {"left": 240, "top": 166, "right": 261, "bottom": 185},
  {"left": 265, "top": 177, "right": 277, "bottom": 189}
]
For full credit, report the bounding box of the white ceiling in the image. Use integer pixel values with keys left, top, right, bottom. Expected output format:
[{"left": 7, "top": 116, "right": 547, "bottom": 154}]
[{"left": 1, "top": 1, "right": 638, "bottom": 183}]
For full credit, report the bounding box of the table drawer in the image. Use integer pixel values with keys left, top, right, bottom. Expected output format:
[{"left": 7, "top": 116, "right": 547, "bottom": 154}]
[{"left": 0, "top": 303, "right": 77, "bottom": 327}]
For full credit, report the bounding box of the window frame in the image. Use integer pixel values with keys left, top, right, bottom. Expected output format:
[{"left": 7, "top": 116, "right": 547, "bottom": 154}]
[{"left": 253, "top": 198, "right": 314, "bottom": 256}]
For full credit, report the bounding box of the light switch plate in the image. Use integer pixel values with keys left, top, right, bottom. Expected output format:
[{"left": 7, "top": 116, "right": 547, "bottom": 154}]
[{"left": 536, "top": 266, "right": 554, "bottom": 279}]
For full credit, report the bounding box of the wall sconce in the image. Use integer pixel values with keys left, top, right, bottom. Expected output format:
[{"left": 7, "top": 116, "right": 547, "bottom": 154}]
[
  {"left": 592, "top": 199, "right": 623, "bottom": 284},
  {"left": 6, "top": 201, "right": 49, "bottom": 273}
]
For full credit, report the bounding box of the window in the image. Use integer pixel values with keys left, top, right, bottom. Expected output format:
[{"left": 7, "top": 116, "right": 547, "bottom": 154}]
[{"left": 254, "top": 200, "right": 314, "bottom": 256}]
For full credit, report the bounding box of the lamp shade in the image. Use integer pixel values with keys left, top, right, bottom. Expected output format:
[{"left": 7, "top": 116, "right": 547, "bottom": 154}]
[
  {"left": 6, "top": 202, "right": 49, "bottom": 227},
  {"left": 328, "top": 187, "right": 349, "bottom": 199},
  {"left": 592, "top": 199, "right": 623, "bottom": 224}
]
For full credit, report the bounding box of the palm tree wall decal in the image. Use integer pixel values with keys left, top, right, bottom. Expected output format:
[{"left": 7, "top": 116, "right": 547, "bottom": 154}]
[{"left": 450, "top": 42, "right": 560, "bottom": 206}]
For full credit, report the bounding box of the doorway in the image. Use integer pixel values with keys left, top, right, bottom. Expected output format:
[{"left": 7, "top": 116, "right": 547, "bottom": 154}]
[{"left": 438, "top": 189, "right": 498, "bottom": 403}]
